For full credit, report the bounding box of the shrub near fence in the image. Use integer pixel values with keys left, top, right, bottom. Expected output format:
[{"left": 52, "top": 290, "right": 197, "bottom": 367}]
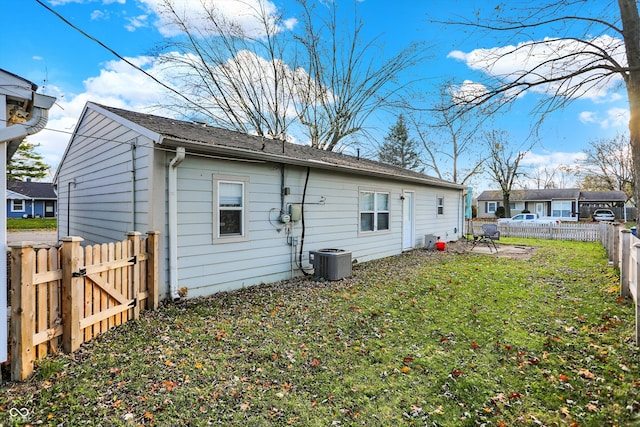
[
  {"left": 9, "top": 231, "right": 159, "bottom": 381},
  {"left": 472, "top": 221, "right": 601, "bottom": 242}
]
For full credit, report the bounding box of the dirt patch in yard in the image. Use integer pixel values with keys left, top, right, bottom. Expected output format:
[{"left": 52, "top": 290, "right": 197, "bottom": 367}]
[{"left": 444, "top": 240, "right": 538, "bottom": 260}]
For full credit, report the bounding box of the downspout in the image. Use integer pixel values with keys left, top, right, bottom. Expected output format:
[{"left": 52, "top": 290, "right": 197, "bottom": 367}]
[
  {"left": 67, "top": 179, "right": 76, "bottom": 235},
  {"left": 168, "top": 147, "right": 186, "bottom": 300},
  {"left": 130, "top": 138, "right": 137, "bottom": 231}
]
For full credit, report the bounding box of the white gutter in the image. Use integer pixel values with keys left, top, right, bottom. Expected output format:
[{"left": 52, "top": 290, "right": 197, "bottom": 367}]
[
  {"left": 0, "top": 93, "right": 56, "bottom": 142},
  {"left": 168, "top": 147, "right": 185, "bottom": 300},
  {"left": 0, "top": 91, "right": 55, "bottom": 364}
]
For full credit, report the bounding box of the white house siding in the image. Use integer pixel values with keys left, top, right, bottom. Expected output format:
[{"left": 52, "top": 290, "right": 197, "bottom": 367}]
[
  {"left": 171, "top": 156, "right": 463, "bottom": 298},
  {"left": 56, "top": 108, "right": 154, "bottom": 244}
]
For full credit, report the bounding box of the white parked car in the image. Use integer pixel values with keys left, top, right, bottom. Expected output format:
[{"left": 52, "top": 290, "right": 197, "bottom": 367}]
[
  {"left": 592, "top": 209, "right": 616, "bottom": 222},
  {"left": 497, "top": 213, "right": 560, "bottom": 225}
]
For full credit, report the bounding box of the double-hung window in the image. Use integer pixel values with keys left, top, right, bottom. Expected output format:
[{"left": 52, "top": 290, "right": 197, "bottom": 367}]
[
  {"left": 213, "top": 175, "right": 249, "bottom": 242},
  {"left": 436, "top": 196, "right": 444, "bottom": 215},
  {"left": 11, "top": 200, "right": 24, "bottom": 212},
  {"left": 360, "top": 191, "right": 390, "bottom": 232}
]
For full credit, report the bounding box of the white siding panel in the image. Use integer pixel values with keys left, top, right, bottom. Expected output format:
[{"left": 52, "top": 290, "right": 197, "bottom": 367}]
[
  {"left": 172, "top": 160, "right": 464, "bottom": 297},
  {"left": 60, "top": 107, "right": 464, "bottom": 300},
  {"left": 57, "top": 108, "right": 155, "bottom": 245}
]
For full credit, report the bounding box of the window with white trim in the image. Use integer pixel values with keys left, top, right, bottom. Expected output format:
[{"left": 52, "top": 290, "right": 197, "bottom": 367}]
[
  {"left": 11, "top": 200, "right": 24, "bottom": 212},
  {"left": 436, "top": 196, "right": 444, "bottom": 215},
  {"left": 551, "top": 200, "right": 572, "bottom": 218},
  {"left": 213, "top": 175, "right": 249, "bottom": 242},
  {"left": 359, "top": 191, "right": 390, "bottom": 232},
  {"left": 486, "top": 201, "right": 497, "bottom": 214}
]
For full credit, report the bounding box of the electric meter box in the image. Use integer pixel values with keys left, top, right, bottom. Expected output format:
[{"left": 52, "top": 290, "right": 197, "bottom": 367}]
[{"left": 289, "top": 204, "right": 302, "bottom": 222}]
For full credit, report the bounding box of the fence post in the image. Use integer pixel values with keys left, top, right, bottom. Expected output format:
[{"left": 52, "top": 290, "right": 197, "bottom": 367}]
[
  {"left": 61, "top": 236, "right": 84, "bottom": 353},
  {"left": 635, "top": 243, "right": 640, "bottom": 345},
  {"left": 10, "top": 243, "right": 36, "bottom": 381},
  {"left": 146, "top": 231, "right": 160, "bottom": 310},
  {"left": 611, "top": 223, "right": 621, "bottom": 269},
  {"left": 127, "top": 232, "right": 141, "bottom": 320},
  {"left": 606, "top": 223, "right": 616, "bottom": 263},
  {"left": 621, "top": 229, "right": 631, "bottom": 298}
]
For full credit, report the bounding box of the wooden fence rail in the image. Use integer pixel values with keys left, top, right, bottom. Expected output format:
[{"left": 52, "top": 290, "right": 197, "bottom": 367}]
[{"left": 9, "top": 231, "right": 159, "bottom": 381}]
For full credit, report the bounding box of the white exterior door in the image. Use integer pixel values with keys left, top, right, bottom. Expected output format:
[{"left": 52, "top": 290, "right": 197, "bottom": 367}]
[
  {"left": 402, "top": 192, "right": 415, "bottom": 250},
  {"left": 535, "top": 202, "right": 545, "bottom": 217}
]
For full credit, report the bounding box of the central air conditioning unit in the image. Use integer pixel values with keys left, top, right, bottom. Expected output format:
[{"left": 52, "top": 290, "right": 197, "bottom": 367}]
[{"left": 309, "top": 249, "right": 352, "bottom": 281}]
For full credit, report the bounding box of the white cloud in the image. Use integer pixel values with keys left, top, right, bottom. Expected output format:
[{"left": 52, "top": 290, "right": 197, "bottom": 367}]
[
  {"left": 90, "top": 10, "right": 105, "bottom": 20},
  {"left": 139, "top": 0, "right": 296, "bottom": 38},
  {"left": 579, "top": 111, "right": 597, "bottom": 124},
  {"left": 125, "top": 14, "right": 149, "bottom": 32},
  {"left": 607, "top": 107, "right": 629, "bottom": 127},
  {"left": 578, "top": 107, "right": 629, "bottom": 128},
  {"left": 449, "top": 35, "right": 626, "bottom": 102},
  {"left": 522, "top": 151, "right": 585, "bottom": 167},
  {"left": 448, "top": 80, "right": 488, "bottom": 105}
]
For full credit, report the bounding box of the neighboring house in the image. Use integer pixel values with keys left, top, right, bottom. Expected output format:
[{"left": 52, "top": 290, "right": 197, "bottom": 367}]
[
  {"left": 7, "top": 180, "right": 57, "bottom": 218},
  {"left": 477, "top": 188, "right": 627, "bottom": 221},
  {"left": 0, "top": 68, "right": 56, "bottom": 363},
  {"left": 54, "top": 102, "right": 467, "bottom": 300}
]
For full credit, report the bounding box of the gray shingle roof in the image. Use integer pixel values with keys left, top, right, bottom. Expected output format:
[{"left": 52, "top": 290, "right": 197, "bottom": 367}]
[
  {"left": 95, "top": 103, "right": 464, "bottom": 190},
  {"left": 477, "top": 188, "right": 626, "bottom": 202},
  {"left": 7, "top": 181, "right": 56, "bottom": 199},
  {"left": 579, "top": 191, "right": 627, "bottom": 202}
]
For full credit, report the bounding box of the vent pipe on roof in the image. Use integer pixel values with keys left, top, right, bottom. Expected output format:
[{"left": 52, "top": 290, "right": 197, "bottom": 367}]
[{"left": 168, "top": 147, "right": 186, "bottom": 300}]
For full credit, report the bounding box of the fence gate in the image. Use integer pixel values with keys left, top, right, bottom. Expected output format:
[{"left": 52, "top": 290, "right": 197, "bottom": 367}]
[{"left": 10, "top": 231, "right": 159, "bottom": 380}]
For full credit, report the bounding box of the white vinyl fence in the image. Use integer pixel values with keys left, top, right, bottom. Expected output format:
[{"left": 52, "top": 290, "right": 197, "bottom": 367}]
[
  {"left": 601, "top": 223, "right": 640, "bottom": 345},
  {"left": 471, "top": 221, "right": 601, "bottom": 242}
]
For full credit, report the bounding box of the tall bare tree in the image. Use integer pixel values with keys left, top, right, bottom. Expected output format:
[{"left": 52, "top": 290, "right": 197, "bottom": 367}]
[
  {"left": 443, "top": 0, "right": 640, "bottom": 216},
  {"left": 578, "top": 132, "right": 635, "bottom": 203},
  {"left": 484, "top": 130, "right": 530, "bottom": 218},
  {"left": 293, "top": 0, "right": 426, "bottom": 151},
  {"left": 155, "top": 0, "right": 296, "bottom": 140},
  {"left": 410, "top": 83, "right": 488, "bottom": 185},
  {"left": 155, "top": 0, "right": 426, "bottom": 150},
  {"left": 528, "top": 164, "right": 575, "bottom": 189}
]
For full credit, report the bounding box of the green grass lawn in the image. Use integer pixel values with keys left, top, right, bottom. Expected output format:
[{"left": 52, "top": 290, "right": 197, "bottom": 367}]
[
  {"left": 7, "top": 218, "right": 56, "bottom": 231},
  {"left": 2, "top": 239, "right": 639, "bottom": 426}
]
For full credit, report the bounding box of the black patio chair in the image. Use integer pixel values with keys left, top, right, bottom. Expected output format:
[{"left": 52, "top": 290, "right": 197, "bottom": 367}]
[{"left": 471, "top": 223, "right": 500, "bottom": 253}]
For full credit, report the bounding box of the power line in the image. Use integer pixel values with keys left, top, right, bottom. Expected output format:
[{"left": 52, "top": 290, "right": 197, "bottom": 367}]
[{"left": 33, "top": 0, "right": 199, "bottom": 110}]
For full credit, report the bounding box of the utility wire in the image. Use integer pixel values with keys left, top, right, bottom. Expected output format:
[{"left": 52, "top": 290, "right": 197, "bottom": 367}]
[{"left": 34, "top": 0, "right": 199, "bottom": 109}]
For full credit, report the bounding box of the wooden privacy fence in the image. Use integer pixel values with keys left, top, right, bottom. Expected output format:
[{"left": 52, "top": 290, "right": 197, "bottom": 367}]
[
  {"left": 9, "top": 231, "right": 159, "bottom": 381},
  {"left": 472, "top": 221, "right": 601, "bottom": 242},
  {"left": 601, "top": 223, "right": 640, "bottom": 345}
]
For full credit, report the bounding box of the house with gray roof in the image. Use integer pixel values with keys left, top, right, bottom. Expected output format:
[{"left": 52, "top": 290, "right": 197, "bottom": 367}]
[
  {"left": 6, "top": 180, "right": 57, "bottom": 218},
  {"left": 54, "top": 102, "right": 468, "bottom": 300},
  {"left": 477, "top": 188, "right": 627, "bottom": 221}
]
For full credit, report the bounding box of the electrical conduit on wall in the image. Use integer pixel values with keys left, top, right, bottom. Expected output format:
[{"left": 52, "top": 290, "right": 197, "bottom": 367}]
[{"left": 168, "top": 147, "right": 185, "bottom": 300}]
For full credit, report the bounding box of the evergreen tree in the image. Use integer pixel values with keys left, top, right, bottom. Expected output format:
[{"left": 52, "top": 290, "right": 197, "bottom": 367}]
[
  {"left": 7, "top": 139, "right": 50, "bottom": 181},
  {"left": 378, "top": 115, "right": 422, "bottom": 171}
]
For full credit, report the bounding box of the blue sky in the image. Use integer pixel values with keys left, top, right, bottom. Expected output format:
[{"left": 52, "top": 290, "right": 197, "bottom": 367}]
[{"left": 1, "top": 0, "right": 629, "bottom": 192}]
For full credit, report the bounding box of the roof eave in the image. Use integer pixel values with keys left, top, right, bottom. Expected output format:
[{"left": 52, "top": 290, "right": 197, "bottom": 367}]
[{"left": 162, "top": 137, "right": 466, "bottom": 191}]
